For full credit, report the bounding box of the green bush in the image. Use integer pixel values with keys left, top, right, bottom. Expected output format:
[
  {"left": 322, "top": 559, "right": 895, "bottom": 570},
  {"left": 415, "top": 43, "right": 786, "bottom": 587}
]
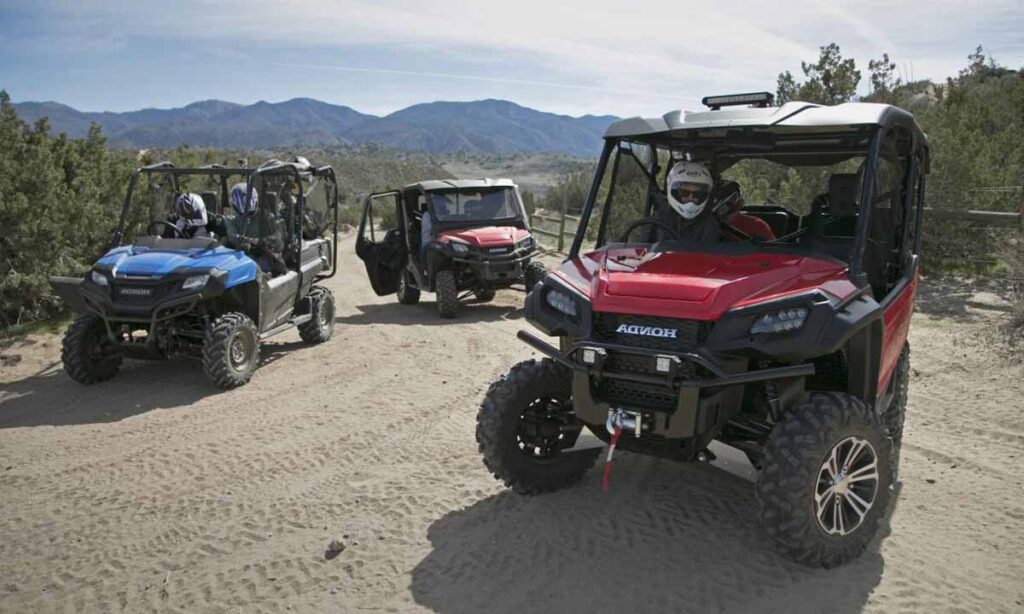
[{"left": 0, "top": 91, "right": 136, "bottom": 327}]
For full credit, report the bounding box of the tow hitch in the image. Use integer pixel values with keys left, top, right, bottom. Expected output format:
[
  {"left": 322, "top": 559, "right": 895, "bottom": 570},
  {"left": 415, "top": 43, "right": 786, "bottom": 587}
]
[{"left": 601, "top": 408, "right": 644, "bottom": 491}]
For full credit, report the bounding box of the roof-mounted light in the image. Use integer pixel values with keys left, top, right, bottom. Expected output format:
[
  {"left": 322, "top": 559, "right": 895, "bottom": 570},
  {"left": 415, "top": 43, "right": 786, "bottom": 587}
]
[{"left": 702, "top": 92, "right": 775, "bottom": 110}]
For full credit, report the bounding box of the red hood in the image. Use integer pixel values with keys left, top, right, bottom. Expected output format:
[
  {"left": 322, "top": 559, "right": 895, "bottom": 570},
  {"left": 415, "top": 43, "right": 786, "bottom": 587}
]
[
  {"left": 436, "top": 226, "right": 529, "bottom": 248},
  {"left": 552, "top": 247, "right": 858, "bottom": 320}
]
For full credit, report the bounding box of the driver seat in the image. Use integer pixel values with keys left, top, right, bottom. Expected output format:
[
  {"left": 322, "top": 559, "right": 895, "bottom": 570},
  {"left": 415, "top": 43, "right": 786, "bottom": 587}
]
[{"left": 809, "top": 174, "right": 859, "bottom": 238}]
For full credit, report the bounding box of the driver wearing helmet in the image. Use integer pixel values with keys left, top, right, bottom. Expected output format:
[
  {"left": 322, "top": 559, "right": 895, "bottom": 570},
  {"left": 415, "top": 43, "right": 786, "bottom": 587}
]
[
  {"left": 655, "top": 161, "right": 721, "bottom": 242},
  {"left": 224, "top": 183, "right": 284, "bottom": 274},
  {"left": 172, "top": 193, "right": 211, "bottom": 238},
  {"left": 223, "top": 182, "right": 259, "bottom": 245}
]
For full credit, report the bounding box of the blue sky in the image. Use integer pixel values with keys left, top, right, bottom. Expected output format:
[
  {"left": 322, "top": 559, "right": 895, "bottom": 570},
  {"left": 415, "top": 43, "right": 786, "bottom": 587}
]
[{"left": 2, "top": 0, "right": 1022, "bottom": 117}]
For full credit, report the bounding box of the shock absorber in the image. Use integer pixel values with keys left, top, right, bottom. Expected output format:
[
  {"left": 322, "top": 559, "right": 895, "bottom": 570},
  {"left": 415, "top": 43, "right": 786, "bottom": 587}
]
[{"left": 764, "top": 379, "right": 781, "bottom": 421}]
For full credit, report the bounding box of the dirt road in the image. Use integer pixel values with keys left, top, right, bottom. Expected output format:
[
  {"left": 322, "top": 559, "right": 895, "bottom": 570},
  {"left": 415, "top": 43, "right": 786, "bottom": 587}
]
[{"left": 1, "top": 235, "right": 1022, "bottom": 613}]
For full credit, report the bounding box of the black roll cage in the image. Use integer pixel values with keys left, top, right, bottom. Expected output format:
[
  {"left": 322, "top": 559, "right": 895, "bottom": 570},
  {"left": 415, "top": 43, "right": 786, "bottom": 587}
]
[
  {"left": 569, "top": 120, "right": 930, "bottom": 287},
  {"left": 112, "top": 160, "right": 341, "bottom": 280}
]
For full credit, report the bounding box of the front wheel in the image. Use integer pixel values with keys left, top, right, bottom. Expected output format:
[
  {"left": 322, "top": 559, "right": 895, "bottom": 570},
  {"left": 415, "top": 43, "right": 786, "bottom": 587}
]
[
  {"left": 62, "top": 314, "right": 122, "bottom": 384},
  {"left": 476, "top": 359, "right": 598, "bottom": 494},
  {"left": 435, "top": 269, "right": 459, "bottom": 318},
  {"left": 298, "top": 286, "right": 335, "bottom": 343},
  {"left": 203, "top": 312, "right": 260, "bottom": 389},
  {"left": 397, "top": 270, "right": 421, "bottom": 305},
  {"left": 756, "top": 392, "right": 892, "bottom": 568},
  {"left": 523, "top": 261, "right": 548, "bottom": 293}
]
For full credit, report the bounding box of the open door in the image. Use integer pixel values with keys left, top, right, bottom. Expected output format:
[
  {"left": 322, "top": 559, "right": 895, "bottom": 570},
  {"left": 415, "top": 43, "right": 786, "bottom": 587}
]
[{"left": 355, "top": 191, "right": 405, "bottom": 296}]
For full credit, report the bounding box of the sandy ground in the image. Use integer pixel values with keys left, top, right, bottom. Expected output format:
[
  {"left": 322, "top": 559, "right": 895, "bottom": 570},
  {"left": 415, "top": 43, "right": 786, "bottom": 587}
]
[{"left": 1, "top": 235, "right": 1023, "bottom": 613}]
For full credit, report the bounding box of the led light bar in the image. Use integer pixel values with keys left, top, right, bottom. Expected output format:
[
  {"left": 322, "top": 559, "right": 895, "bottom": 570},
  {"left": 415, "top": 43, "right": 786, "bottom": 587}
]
[
  {"left": 545, "top": 287, "right": 578, "bottom": 317},
  {"left": 702, "top": 92, "right": 775, "bottom": 110},
  {"left": 750, "top": 307, "right": 809, "bottom": 335}
]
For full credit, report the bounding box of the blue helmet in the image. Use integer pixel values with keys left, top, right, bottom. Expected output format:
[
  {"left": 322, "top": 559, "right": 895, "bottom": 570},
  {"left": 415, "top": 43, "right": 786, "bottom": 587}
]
[{"left": 230, "top": 183, "right": 258, "bottom": 215}]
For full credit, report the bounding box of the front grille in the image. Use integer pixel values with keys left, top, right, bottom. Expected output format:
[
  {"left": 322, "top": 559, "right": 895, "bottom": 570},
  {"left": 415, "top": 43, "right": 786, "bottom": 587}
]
[
  {"left": 588, "top": 312, "right": 709, "bottom": 412},
  {"left": 595, "top": 378, "right": 677, "bottom": 411},
  {"left": 485, "top": 261, "right": 517, "bottom": 273},
  {"left": 604, "top": 351, "right": 697, "bottom": 379},
  {"left": 112, "top": 280, "right": 175, "bottom": 307},
  {"left": 592, "top": 313, "right": 709, "bottom": 352}
]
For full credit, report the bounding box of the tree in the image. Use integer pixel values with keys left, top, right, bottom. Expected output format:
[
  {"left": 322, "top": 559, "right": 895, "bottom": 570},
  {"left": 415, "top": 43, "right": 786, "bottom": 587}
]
[
  {"left": 868, "top": 53, "right": 901, "bottom": 98},
  {"left": 776, "top": 43, "right": 861, "bottom": 105}
]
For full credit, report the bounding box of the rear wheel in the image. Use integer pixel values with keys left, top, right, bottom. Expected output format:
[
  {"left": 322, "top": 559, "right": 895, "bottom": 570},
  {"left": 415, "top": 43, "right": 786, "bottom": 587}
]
[
  {"left": 523, "top": 261, "right": 547, "bottom": 292},
  {"left": 435, "top": 269, "right": 459, "bottom": 318},
  {"left": 883, "top": 344, "right": 910, "bottom": 480},
  {"left": 476, "top": 359, "right": 598, "bottom": 494},
  {"left": 298, "top": 286, "right": 335, "bottom": 343},
  {"left": 756, "top": 392, "right": 891, "bottom": 568},
  {"left": 473, "top": 288, "right": 496, "bottom": 302},
  {"left": 62, "top": 314, "right": 122, "bottom": 384},
  {"left": 397, "top": 270, "right": 421, "bottom": 305},
  {"left": 203, "top": 312, "right": 260, "bottom": 389}
]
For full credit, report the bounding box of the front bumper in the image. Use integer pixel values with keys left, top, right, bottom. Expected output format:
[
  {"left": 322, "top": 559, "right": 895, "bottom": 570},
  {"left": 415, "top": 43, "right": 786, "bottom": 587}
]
[
  {"left": 518, "top": 330, "right": 813, "bottom": 441},
  {"left": 51, "top": 270, "right": 228, "bottom": 357},
  {"left": 451, "top": 245, "right": 536, "bottom": 283}
]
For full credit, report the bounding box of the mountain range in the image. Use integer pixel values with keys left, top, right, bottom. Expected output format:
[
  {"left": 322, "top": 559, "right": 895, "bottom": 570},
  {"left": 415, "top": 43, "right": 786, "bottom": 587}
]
[{"left": 13, "top": 98, "right": 618, "bottom": 156}]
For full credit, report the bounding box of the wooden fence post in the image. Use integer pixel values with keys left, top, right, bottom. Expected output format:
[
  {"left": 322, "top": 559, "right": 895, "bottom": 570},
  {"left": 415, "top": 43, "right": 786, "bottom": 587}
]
[{"left": 557, "top": 208, "right": 567, "bottom": 253}]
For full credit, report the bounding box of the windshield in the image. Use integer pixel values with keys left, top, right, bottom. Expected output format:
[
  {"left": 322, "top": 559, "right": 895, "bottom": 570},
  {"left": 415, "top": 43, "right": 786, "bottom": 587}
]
[
  {"left": 429, "top": 187, "right": 520, "bottom": 223},
  {"left": 583, "top": 132, "right": 911, "bottom": 253}
]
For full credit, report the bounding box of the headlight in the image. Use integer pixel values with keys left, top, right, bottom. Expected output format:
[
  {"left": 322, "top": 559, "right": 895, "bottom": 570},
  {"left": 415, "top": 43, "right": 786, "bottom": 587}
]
[
  {"left": 450, "top": 242, "right": 470, "bottom": 255},
  {"left": 545, "top": 287, "right": 578, "bottom": 317},
  {"left": 750, "top": 307, "right": 808, "bottom": 334},
  {"left": 517, "top": 236, "right": 535, "bottom": 249},
  {"left": 181, "top": 274, "right": 210, "bottom": 291},
  {"left": 90, "top": 270, "right": 109, "bottom": 286}
]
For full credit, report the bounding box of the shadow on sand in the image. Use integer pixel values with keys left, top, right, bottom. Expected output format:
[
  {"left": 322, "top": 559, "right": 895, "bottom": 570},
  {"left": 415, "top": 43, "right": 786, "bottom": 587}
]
[
  {"left": 915, "top": 275, "right": 1015, "bottom": 322},
  {"left": 411, "top": 455, "right": 891, "bottom": 614},
  {"left": 0, "top": 338, "right": 305, "bottom": 429},
  {"left": 0, "top": 359, "right": 221, "bottom": 429},
  {"left": 335, "top": 299, "right": 524, "bottom": 327}
]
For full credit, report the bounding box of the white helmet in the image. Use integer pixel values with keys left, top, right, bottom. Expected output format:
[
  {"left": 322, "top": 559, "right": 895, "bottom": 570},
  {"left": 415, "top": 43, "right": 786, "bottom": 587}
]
[
  {"left": 288, "top": 156, "right": 312, "bottom": 171},
  {"left": 667, "top": 161, "right": 713, "bottom": 220},
  {"left": 174, "top": 193, "right": 208, "bottom": 227}
]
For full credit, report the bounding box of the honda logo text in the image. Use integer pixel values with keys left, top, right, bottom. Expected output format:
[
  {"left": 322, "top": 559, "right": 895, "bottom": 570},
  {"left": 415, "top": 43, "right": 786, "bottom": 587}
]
[{"left": 615, "top": 324, "right": 678, "bottom": 339}]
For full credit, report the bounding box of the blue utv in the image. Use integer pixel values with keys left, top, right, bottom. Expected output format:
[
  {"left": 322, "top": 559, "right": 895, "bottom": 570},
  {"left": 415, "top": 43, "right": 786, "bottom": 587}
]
[{"left": 49, "top": 157, "right": 340, "bottom": 388}]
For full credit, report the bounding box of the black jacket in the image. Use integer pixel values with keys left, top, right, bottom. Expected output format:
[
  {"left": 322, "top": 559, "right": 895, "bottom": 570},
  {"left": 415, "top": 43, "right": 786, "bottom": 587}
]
[{"left": 652, "top": 192, "right": 722, "bottom": 243}]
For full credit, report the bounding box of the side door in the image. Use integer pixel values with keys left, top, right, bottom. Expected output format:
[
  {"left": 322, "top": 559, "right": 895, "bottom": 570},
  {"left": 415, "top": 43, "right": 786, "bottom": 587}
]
[
  {"left": 876, "top": 128, "right": 920, "bottom": 394},
  {"left": 355, "top": 191, "right": 405, "bottom": 296}
]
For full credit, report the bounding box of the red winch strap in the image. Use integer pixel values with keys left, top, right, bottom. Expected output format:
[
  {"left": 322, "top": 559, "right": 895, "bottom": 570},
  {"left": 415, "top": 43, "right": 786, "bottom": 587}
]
[{"left": 601, "top": 425, "right": 623, "bottom": 492}]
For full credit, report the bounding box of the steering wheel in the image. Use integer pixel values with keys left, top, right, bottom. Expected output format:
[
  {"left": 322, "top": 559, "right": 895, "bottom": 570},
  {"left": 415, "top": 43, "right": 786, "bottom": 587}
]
[
  {"left": 147, "top": 220, "right": 184, "bottom": 238},
  {"left": 616, "top": 218, "right": 680, "bottom": 243}
]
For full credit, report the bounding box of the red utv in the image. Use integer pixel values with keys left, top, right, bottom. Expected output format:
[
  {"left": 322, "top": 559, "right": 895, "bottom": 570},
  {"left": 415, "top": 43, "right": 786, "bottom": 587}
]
[
  {"left": 476, "top": 92, "right": 928, "bottom": 567},
  {"left": 355, "top": 179, "right": 547, "bottom": 317}
]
